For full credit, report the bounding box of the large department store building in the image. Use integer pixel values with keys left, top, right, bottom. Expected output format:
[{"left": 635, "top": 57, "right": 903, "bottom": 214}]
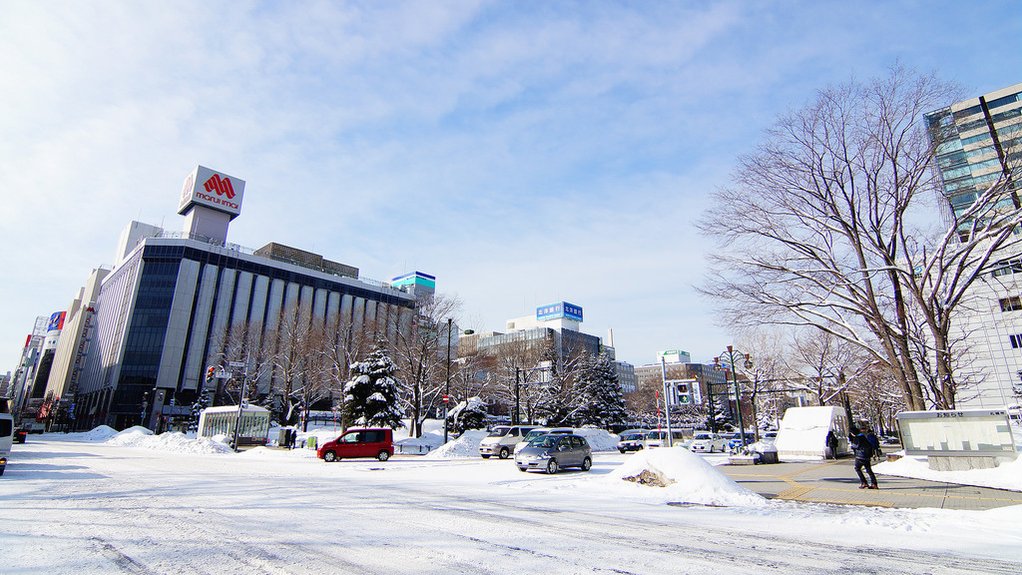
[{"left": 52, "top": 166, "right": 427, "bottom": 430}]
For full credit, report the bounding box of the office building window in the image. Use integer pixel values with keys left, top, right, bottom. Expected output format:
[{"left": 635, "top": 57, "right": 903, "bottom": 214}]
[
  {"left": 1000, "top": 296, "right": 1022, "bottom": 312},
  {"left": 1010, "top": 334, "right": 1022, "bottom": 349}
]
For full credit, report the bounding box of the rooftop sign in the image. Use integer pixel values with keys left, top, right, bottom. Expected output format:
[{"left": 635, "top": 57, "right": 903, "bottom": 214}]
[{"left": 178, "top": 165, "right": 245, "bottom": 219}]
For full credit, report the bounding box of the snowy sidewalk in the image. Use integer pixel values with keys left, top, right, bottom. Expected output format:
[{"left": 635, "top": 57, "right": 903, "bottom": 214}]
[{"left": 720, "top": 459, "right": 1022, "bottom": 510}]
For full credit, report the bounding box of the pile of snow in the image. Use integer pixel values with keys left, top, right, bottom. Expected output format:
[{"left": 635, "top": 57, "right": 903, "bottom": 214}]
[
  {"left": 576, "top": 428, "right": 619, "bottom": 451},
  {"left": 57, "top": 425, "right": 121, "bottom": 442},
  {"left": 877, "top": 454, "right": 1022, "bottom": 492},
  {"left": 775, "top": 406, "right": 842, "bottom": 461},
  {"left": 424, "top": 429, "right": 488, "bottom": 459},
  {"left": 105, "top": 429, "right": 233, "bottom": 454},
  {"left": 607, "top": 446, "right": 766, "bottom": 507}
]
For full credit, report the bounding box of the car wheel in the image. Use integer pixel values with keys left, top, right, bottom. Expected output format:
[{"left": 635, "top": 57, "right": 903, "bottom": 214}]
[
  {"left": 581, "top": 457, "right": 592, "bottom": 471},
  {"left": 498, "top": 447, "right": 510, "bottom": 459},
  {"left": 546, "top": 459, "right": 559, "bottom": 474},
  {"left": 481, "top": 454, "right": 491, "bottom": 459},
  {"left": 323, "top": 451, "right": 337, "bottom": 462},
  {"left": 518, "top": 466, "right": 528, "bottom": 472},
  {"left": 619, "top": 448, "right": 625, "bottom": 454},
  {"left": 377, "top": 451, "right": 390, "bottom": 462}
]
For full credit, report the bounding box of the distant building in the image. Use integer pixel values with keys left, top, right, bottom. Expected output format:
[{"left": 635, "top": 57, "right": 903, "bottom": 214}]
[
  {"left": 460, "top": 302, "right": 602, "bottom": 372},
  {"left": 925, "top": 83, "right": 1022, "bottom": 408}
]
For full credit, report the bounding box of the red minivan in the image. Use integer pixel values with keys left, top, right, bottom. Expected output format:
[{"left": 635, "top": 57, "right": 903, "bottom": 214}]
[{"left": 317, "top": 428, "right": 394, "bottom": 462}]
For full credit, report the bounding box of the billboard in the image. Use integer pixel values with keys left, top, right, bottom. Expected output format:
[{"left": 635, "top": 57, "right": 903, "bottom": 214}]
[
  {"left": 536, "top": 302, "right": 583, "bottom": 322},
  {"left": 897, "top": 409, "right": 1017, "bottom": 456},
  {"left": 47, "top": 311, "right": 66, "bottom": 333},
  {"left": 178, "top": 165, "right": 245, "bottom": 218}
]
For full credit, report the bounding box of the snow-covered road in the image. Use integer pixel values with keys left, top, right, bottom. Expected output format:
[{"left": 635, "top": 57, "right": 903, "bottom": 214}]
[{"left": 3, "top": 438, "right": 1021, "bottom": 574}]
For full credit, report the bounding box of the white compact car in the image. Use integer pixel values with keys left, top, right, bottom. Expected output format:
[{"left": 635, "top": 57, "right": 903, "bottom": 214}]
[{"left": 689, "top": 432, "right": 727, "bottom": 453}]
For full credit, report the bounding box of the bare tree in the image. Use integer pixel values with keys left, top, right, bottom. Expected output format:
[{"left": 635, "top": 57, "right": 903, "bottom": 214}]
[
  {"left": 388, "top": 294, "right": 460, "bottom": 437},
  {"left": 319, "top": 316, "right": 375, "bottom": 430},
  {"left": 699, "top": 67, "right": 1022, "bottom": 410}
]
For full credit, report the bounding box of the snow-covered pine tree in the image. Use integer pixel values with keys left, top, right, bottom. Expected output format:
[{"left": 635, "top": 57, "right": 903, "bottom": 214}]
[
  {"left": 188, "top": 385, "right": 212, "bottom": 432},
  {"left": 344, "top": 344, "right": 405, "bottom": 429},
  {"left": 569, "top": 352, "right": 628, "bottom": 428}
]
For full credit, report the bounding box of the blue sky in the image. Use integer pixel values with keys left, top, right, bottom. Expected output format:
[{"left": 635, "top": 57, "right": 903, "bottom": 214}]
[{"left": 1, "top": 1, "right": 1020, "bottom": 374}]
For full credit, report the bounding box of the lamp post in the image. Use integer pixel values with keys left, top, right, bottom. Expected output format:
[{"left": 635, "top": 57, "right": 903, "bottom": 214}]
[
  {"left": 228, "top": 359, "right": 248, "bottom": 453},
  {"left": 444, "top": 317, "right": 452, "bottom": 443},
  {"left": 714, "top": 346, "right": 753, "bottom": 448}
]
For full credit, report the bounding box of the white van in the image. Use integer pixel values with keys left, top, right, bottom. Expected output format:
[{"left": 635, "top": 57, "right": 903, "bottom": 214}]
[
  {"left": 479, "top": 425, "right": 537, "bottom": 459},
  {"left": 1, "top": 413, "right": 14, "bottom": 477}
]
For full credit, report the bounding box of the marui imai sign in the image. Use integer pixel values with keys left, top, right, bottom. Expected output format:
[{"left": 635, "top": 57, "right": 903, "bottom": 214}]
[{"left": 178, "top": 165, "right": 246, "bottom": 218}]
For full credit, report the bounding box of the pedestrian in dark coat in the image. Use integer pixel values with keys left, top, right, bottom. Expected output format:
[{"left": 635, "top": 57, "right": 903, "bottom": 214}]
[
  {"left": 825, "top": 430, "right": 839, "bottom": 459},
  {"left": 848, "top": 427, "right": 878, "bottom": 489},
  {"left": 865, "top": 429, "right": 882, "bottom": 462}
]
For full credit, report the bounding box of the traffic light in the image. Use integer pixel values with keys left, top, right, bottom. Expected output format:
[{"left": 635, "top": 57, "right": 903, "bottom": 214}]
[{"left": 206, "top": 366, "right": 216, "bottom": 383}]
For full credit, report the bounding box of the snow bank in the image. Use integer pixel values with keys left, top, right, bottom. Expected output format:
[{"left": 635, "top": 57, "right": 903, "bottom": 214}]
[
  {"left": 424, "top": 429, "right": 488, "bottom": 459},
  {"left": 606, "top": 446, "right": 766, "bottom": 507},
  {"left": 54, "top": 425, "right": 122, "bottom": 442},
  {"left": 105, "top": 429, "right": 233, "bottom": 454},
  {"left": 877, "top": 454, "right": 1022, "bottom": 492},
  {"left": 576, "top": 428, "right": 618, "bottom": 452}
]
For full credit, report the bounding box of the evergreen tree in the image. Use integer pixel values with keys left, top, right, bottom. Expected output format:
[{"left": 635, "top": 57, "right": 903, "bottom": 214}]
[
  {"left": 344, "top": 344, "right": 405, "bottom": 429},
  {"left": 568, "top": 352, "right": 628, "bottom": 428},
  {"left": 189, "top": 385, "right": 212, "bottom": 432},
  {"left": 446, "top": 396, "right": 488, "bottom": 434}
]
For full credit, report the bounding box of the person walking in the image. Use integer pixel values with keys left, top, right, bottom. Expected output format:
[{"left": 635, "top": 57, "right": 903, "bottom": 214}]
[
  {"left": 865, "top": 428, "right": 883, "bottom": 463},
  {"left": 848, "top": 426, "right": 878, "bottom": 489},
  {"left": 825, "top": 430, "right": 839, "bottom": 459}
]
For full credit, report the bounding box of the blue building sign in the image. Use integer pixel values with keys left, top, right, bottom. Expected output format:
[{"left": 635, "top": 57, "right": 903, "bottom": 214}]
[{"left": 536, "top": 302, "right": 583, "bottom": 322}]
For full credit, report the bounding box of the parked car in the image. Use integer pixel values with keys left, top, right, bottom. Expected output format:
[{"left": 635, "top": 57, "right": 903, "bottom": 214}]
[
  {"left": 642, "top": 429, "right": 686, "bottom": 449},
  {"left": 515, "top": 433, "right": 592, "bottom": 474},
  {"left": 514, "top": 427, "right": 573, "bottom": 455},
  {"left": 14, "top": 425, "right": 29, "bottom": 444},
  {"left": 689, "top": 432, "right": 727, "bottom": 453},
  {"left": 479, "top": 425, "right": 537, "bottom": 459},
  {"left": 317, "top": 428, "right": 394, "bottom": 462},
  {"left": 617, "top": 431, "right": 648, "bottom": 453},
  {"left": 726, "top": 432, "right": 757, "bottom": 451}
]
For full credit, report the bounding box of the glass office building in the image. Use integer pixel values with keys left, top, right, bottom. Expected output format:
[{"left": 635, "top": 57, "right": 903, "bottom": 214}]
[{"left": 925, "top": 83, "right": 1022, "bottom": 408}]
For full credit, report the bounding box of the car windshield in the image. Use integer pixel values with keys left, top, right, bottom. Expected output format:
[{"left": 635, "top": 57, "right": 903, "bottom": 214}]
[
  {"left": 694, "top": 433, "right": 712, "bottom": 440},
  {"left": 487, "top": 427, "right": 511, "bottom": 437},
  {"left": 528, "top": 435, "right": 560, "bottom": 448},
  {"left": 523, "top": 430, "right": 547, "bottom": 441},
  {"left": 622, "top": 433, "right": 644, "bottom": 441}
]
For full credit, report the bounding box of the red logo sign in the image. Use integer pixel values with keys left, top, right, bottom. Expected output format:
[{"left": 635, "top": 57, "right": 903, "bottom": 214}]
[{"left": 203, "top": 174, "right": 236, "bottom": 199}]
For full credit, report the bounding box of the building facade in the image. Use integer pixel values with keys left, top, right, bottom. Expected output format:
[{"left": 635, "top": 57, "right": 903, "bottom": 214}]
[
  {"left": 48, "top": 166, "right": 425, "bottom": 430},
  {"left": 925, "top": 83, "right": 1022, "bottom": 408}
]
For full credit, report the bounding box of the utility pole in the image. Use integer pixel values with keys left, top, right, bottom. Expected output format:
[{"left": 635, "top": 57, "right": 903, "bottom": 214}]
[
  {"left": 444, "top": 317, "right": 452, "bottom": 443},
  {"left": 660, "top": 357, "right": 674, "bottom": 447}
]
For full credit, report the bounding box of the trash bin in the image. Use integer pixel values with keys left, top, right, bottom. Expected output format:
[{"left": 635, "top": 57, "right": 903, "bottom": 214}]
[
  {"left": 278, "top": 429, "right": 290, "bottom": 447},
  {"left": 306, "top": 436, "right": 318, "bottom": 450},
  {"left": 758, "top": 449, "right": 779, "bottom": 464}
]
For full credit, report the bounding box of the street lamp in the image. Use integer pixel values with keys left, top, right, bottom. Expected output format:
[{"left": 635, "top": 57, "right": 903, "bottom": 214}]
[
  {"left": 714, "top": 346, "right": 753, "bottom": 448},
  {"left": 444, "top": 317, "right": 452, "bottom": 443}
]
